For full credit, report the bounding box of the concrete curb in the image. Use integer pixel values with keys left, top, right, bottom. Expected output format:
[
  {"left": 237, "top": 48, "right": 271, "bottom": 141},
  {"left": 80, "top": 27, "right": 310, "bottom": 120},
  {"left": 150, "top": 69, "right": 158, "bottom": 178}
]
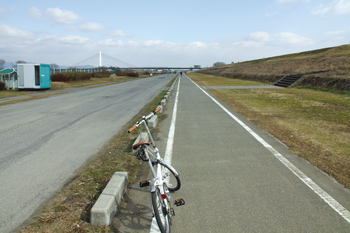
[
  {"left": 90, "top": 172, "right": 128, "bottom": 225},
  {"left": 161, "top": 99, "right": 166, "bottom": 106},
  {"left": 132, "top": 132, "right": 149, "bottom": 153},
  {"left": 148, "top": 115, "right": 158, "bottom": 128}
]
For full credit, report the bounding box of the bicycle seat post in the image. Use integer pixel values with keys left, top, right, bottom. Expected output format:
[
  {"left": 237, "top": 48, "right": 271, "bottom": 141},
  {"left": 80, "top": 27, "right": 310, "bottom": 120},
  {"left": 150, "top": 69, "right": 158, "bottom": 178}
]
[{"left": 143, "top": 117, "right": 157, "bottom": 149}]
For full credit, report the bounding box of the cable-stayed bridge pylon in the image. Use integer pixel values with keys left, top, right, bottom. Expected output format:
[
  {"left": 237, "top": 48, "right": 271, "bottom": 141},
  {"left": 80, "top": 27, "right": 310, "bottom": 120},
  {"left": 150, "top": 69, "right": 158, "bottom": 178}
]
[{"left": 73, "top": 52, "right": 135, "bottom": 68}]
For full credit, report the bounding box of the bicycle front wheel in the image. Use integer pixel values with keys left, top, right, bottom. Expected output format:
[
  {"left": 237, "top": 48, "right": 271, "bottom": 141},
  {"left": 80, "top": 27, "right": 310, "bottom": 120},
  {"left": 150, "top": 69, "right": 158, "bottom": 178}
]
[
  {"left": 161, "top": 164, "right": 181, "bottom": 192},
  {"left": 152, "top": 187, "right": 171, "bottom": 233}
]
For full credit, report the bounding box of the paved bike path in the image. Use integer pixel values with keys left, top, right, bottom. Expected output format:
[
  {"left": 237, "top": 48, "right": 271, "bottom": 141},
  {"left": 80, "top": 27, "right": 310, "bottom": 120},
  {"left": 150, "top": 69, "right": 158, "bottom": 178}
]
[
  {"left": 112, "top": 75, "right": 350, "bottom": 232},
  {"left": 170, "top": 75, "right": 350, "bottom": 232}
]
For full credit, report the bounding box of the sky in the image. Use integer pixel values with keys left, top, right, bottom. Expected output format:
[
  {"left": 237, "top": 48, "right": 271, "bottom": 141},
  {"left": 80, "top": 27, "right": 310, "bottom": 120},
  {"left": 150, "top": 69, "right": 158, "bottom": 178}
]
[{"left": 0, "top": 0, "right": 350, "bottom": 68}]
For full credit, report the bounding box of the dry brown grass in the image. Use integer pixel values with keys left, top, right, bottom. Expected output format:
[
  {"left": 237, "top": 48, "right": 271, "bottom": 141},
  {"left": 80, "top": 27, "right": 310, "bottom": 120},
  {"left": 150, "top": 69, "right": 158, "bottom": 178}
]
[
  {"left": 0, "top": 75, "right": 144, "bottom": 100},
  {"left": 189, "top": 73, "right": 268, "bottom": 86},
  {"left": 51, "top": 75, "right": 137, "bottom": 89},
  {"left": 188, "top": 73, "right": 350, "bottom": 188},
  {"left": 200, "top": 44, "right": 350, "bottom": 89}
]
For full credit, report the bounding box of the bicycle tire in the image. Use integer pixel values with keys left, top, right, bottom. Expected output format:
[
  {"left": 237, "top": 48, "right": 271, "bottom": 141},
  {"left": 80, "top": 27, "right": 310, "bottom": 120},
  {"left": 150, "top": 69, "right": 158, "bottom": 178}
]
[
  {"left": 152, "top": 187, "right": 171, "bottom": 233},
  {"left": 160, "top": 164, "right": 181, "bottom": 192}
]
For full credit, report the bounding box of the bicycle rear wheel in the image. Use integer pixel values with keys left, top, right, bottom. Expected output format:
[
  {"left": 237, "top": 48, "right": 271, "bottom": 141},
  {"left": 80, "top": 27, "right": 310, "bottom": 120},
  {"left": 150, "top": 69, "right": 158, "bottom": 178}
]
[
  {"left": 152, "top": 187, "right": 171, "bottom": 233},
  {"left": 161, "top": 164, "right": 181, "bottom": 192}
]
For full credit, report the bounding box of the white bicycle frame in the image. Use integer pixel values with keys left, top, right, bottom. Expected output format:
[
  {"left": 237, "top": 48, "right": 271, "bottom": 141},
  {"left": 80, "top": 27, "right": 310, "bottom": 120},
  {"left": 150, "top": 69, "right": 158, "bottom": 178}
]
[
  {"left": 128, "top": 108, "right": 185, "bottom": 233},
  {"left": 130, "top": 111, "right": 177, "bottom": 215}
]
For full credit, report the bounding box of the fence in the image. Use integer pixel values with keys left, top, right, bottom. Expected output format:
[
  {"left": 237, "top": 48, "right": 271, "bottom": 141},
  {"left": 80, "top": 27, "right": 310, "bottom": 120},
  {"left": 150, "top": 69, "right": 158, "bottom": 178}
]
[{"left": 51, "top": 68, "right": 104, "bottom": 74}]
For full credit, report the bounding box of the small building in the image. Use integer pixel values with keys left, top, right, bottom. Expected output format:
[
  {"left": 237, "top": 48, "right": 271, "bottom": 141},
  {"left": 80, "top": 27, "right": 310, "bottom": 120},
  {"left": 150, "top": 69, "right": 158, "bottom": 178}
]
[
  {"left": 17, "top": 64, "right": 51, "bottom": 90},
  {"left": 0, "top": 68, "right": 17, "bottom": 90}
]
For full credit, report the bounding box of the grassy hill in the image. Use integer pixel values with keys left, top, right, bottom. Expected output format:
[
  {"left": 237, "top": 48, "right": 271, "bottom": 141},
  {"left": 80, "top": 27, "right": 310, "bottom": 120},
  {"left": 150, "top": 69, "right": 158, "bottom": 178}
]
[{"left": 199, "top": 44, "right": 350, "bottom": 90}]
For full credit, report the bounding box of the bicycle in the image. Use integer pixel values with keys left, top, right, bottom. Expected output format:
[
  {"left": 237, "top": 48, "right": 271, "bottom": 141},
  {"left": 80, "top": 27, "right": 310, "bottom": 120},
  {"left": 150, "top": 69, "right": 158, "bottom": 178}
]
[{"left": 128, "top": 107, "right": 184, "bottom": 233}]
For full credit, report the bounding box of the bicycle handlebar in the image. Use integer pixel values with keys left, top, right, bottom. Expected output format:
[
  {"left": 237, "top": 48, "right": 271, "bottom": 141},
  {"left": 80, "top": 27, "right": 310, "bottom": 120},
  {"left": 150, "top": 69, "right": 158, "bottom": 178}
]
[
  {"left": 127, "top": 125, "right": 138, "bottom": 133},
  {"left": 127, "top": 107, "right": 161, "bottom": 133},
  {"left": 155, "top": 107, "right": 161, "bottom": 113}
]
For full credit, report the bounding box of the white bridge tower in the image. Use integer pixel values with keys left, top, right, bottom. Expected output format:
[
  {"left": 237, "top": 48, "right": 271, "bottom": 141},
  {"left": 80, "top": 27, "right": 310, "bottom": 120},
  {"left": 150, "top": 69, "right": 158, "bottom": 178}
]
[{"left": 99, "top": 51, "right": 102, "bottom": 67}]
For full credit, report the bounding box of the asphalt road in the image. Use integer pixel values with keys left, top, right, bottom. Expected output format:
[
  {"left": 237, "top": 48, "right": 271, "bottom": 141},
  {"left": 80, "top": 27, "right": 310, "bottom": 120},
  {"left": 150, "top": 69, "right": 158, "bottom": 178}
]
[
  {"left": 114, "top": 74, "right": 350, "bottom": 232},
  {"left": 0, "top": 74, "right": 175, "bottom": 233}
]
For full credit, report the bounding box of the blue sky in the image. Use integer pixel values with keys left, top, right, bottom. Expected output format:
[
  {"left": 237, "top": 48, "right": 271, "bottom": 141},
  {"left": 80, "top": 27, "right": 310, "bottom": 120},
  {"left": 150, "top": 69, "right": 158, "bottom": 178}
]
[{"left": 1, "top": 0, "right": 349, "bottom": 67}]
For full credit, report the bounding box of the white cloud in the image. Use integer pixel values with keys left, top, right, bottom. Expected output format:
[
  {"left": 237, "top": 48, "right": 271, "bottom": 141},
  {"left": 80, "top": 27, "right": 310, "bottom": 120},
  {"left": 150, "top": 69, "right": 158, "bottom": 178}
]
[
  {"left": 0, "top": 24, "right": 34, "bottom": 39},
  {"left": 233, "top": 40, "right": 264, "bottom": 47},
  {"left": 312, "top": 0, "right": 350, "bottom": 15},
  {"left": 106, "top": 30, "right": 127, "bottom": 37},
  {"left": 142, "top": 40, "right": 178, "bottom": 49},
  {"left": 45, "top": 8, "right": 82, "bottom": 25},
  {"left": 59, "top": 35, "right": 92, "bottom": 44},
  {"left": 98, "top": 39, "right": 124, "bottom": 46},
  {"left": 187, "top": 41, "right": 208, "bottom": 48},
  {"left": 144, "top": 40, "right": 164, "bottom": 46},
  {"left": 80, "top": 22, "right": 105, "bottom": 32},
  {"left": 0, "top": 7, "right": 13, "bottom": 17},
  {"left": 248, "top": 31, "right": 271, "bottom": 42},
  {"left": 243, "top": 31, "right": 313, "bottom": 46},
  {"left": 126, "top": 40, "right": 140, "bottom": 47},
  {"left": 0, "top": 24, "right": 318, "bottom": 67},
  {"left": 29, "top": 7, "right": 42, "bottom": 19},
  {"left": 276, "top": 32, "right": 313, "bottom": 44},
  {"left": 326, "top": 28, "right": 350, "bottom": 40}
]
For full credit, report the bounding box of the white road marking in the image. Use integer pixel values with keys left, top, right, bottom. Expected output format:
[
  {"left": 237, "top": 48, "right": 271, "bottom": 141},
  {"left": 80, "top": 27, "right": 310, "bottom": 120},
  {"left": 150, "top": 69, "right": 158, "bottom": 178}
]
[
  {"left": 188, "top": 76, "right": 350, "bottom": 224},
  {"left": 150, "top": 76, "right": 181, "bottom": 233},
  {"left": 164, "top": 76, "right": 180, "bottom": 164}
]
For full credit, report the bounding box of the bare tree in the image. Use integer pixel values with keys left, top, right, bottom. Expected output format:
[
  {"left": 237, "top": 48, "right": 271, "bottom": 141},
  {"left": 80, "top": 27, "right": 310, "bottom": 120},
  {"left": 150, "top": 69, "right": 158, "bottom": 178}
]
[
  {"left": 13, "top": 60, "right": 27, "bottom": 68},
  {"left": 0, "top": 59, "right": 5, "bottom": 70},
  {"left": 50, "top": 63, "right": 59, "bottom": 69}
]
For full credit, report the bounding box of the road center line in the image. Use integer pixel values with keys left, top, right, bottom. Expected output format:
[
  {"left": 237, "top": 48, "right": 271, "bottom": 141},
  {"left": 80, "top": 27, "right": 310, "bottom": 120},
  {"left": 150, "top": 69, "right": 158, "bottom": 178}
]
[{"left": 187, "top": 76, "right": 350, "bottom": 224}]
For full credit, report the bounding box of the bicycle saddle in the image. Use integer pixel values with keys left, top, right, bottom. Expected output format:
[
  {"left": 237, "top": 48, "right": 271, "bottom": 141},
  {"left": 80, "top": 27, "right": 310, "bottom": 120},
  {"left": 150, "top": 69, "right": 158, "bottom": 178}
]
[{"left": 132, "top": 138, "right": 150, "bottom": 150}]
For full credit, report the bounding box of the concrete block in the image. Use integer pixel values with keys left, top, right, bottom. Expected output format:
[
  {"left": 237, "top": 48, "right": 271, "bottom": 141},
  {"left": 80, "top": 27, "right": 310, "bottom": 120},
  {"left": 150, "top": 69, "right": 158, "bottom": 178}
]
[
  {"left": 164, "top": 95, "right": 169, "bottom": 100},
  {"left": 148, "top": 115, "right": 158, "bottom": 128},
  {"left": 161, "top": 99, "right": 166, "bottom": 106},
  {"left": 132, "top": 132, "right": 149, "bottom": 153},
  {"left": 90, "top": 172, "right": 128, "bottom": 226},
  {"left": 157, "top": 105, "right": 163, "bottom": 113}
]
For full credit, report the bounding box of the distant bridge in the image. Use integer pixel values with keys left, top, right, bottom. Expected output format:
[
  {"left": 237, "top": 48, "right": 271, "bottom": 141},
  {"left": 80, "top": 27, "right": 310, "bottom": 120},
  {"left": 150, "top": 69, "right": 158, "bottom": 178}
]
[
  {"left": 129, "top": 66, "right": 201, "bottom": 70},
  {"left": 51, "top": 66, "right": 201, "bottom": 75},
  {"left": 63, "top": 52, "right": 201, "bottom": 71}
]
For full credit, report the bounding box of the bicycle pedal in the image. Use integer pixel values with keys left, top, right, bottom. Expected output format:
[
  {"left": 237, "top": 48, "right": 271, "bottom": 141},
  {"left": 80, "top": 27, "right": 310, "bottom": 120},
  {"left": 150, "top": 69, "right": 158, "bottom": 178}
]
[
  {"left": 174, "top": 198, "right": 185, "bottom": 206},
  {"left": 140, "top": 180, "right": 150, "bottom": 187}
]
